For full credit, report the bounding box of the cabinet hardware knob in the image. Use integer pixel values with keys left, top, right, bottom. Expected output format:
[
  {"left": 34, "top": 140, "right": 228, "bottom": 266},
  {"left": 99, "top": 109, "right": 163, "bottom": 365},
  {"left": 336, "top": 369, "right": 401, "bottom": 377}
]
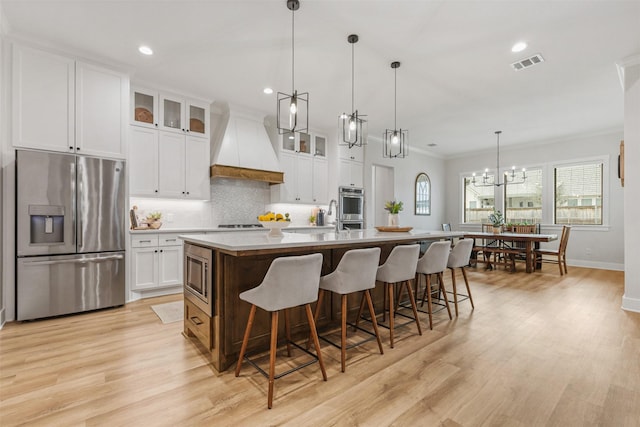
[
  {"left": 76, "top": 147, "right": 80, "bottom": 151},
  {"left": 155, "top": 123, "right": 158, "bottom": 127},
  {"left": 155, "top": 190, "right": 158, "bottom": 193},
  {"left": 69, "top": 146, "right": 73, "bottom": 150},
  {"left": 186, "top": 191, "right": 190, "bottom": 195},
  {"left": 160, "top": 249, "right": 163, "bottom": 253},
  {"left": 154, "top": 250, "right": 158, "bottom": 253}
]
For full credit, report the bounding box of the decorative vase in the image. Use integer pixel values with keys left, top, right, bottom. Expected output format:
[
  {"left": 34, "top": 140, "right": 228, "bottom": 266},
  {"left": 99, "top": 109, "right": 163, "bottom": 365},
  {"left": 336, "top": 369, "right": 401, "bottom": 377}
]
[
  {"left": 388, "top": 213, "right": 399, "bottom": 227},
  {"left": 492, "top": 226, "right": 501, "bottom": 234}
]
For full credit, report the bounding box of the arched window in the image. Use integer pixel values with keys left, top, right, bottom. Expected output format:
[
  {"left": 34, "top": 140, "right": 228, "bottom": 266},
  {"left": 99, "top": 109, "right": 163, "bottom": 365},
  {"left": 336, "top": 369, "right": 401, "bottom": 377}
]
[{"left": 415, "top": 173, "right": 431, "bottom": 215}]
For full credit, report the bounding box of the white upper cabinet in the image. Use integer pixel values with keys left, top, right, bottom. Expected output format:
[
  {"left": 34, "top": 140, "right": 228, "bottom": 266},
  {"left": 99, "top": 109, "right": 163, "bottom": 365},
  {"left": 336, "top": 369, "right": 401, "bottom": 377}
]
[
  {"left": 339, "top": 158, "right": 364, "bottom": 188},
  {"left": 12, "top": 43, "right": 127, "bottom": 159},
  {"left": 132, "top": 87, "right": 210, "bottom": 139},
  {"left": 75, "top": 61, "right": 128, "bottom": 158},
  {"left": 131, "top": 86, "right": 159, "bottom": 129},
  {"left": 129, "top": 129, "right": 210, "bottom": 200},
  {"left": 272, "top": 131, "right": 329, "bottom": 204},
  {"left": 338, "top": 144, "right": 364, "bottom": 163},
  {"left": 12, "top": 45, "right": 75, "bottom": 153},
  {"left": 129, "top": 127, "right": 159, "bottom": 197},
  {"left": 129, "top": 85, "right": 211, "bottom": 200},
  {"left": 158, "top": 131, "right": 187, "bottom": 198}
]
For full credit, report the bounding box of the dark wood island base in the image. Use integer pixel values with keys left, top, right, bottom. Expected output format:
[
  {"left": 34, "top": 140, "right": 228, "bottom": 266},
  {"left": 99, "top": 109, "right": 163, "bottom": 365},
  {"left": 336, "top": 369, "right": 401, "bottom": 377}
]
[{"left": 181, "top": 230, "right": 461, "bottom": 372}]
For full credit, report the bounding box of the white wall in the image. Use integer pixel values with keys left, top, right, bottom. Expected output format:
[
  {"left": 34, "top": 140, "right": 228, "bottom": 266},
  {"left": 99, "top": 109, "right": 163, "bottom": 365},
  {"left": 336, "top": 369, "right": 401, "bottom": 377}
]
[
  {"left": 620, "top": 55, "right": 640, "bottom": 312},
  {"left": 444, "top": 130, "right": 625, "bottom": 270},
  {"left": 364, "top": 137, "right": 447, "bottom": 229}
]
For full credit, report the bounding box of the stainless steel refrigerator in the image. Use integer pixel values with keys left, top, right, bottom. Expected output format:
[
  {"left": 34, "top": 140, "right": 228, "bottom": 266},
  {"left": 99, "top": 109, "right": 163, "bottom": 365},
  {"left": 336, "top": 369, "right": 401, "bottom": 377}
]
[{"left": 16, "top": 149, "right": 126, "bottom": 321}]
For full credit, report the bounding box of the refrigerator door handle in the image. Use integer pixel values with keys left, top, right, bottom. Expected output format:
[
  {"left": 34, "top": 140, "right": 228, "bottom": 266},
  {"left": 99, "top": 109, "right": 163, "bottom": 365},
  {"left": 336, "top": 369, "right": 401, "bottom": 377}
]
[
  {"left": 23, "top": 254, "right": 125, "bottom": 266},
  {"left": 71, "top": 160, "right": 77, "bottom": 249},
  {"left": 78, "top": 219, "right": 83, "bottom": 248}
]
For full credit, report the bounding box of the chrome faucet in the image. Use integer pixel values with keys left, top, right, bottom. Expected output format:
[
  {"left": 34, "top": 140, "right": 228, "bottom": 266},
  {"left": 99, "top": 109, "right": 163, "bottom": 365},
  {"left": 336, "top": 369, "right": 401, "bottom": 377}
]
[
  {"left": 327, "top": 199, "right": 337, "bottom": 216},
  {"left": 327, "top": 199, "right": 338, "bottom": 231}
]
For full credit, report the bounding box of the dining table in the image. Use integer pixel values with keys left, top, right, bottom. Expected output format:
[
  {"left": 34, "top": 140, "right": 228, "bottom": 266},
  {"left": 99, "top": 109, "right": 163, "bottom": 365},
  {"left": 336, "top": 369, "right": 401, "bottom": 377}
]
[{"left": 462, "top": 231, "right": 558, "bottom": 273}]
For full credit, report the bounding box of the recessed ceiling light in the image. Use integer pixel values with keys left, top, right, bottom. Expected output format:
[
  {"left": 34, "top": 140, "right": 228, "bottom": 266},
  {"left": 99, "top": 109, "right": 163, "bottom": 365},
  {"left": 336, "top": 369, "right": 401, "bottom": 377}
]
[
  {"left": 138, "top": 45, "right": 153, "bottom": 55},
  {"left": 511, "top": 42, "right": 527, "bottom": 53},
  {"left": 263, "top": 87, "right": 273, "bottom": 94}
]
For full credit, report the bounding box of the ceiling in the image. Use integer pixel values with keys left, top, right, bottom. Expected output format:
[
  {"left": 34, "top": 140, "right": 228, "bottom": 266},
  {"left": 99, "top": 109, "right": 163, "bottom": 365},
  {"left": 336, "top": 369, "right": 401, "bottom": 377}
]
[{"left": 2, "top": 0, "right": 639, "bottom": 157}]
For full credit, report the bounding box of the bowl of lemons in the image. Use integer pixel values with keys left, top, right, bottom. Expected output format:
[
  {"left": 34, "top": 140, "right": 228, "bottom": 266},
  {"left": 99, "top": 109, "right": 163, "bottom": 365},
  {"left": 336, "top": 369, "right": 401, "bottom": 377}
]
[{"left": 258, "top": 212, "right": 291, "bottom": 237}]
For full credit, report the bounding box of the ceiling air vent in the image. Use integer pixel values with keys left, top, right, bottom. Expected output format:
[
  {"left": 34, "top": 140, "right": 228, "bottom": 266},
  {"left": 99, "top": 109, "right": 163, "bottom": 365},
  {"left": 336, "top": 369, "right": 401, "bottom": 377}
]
[{"left": 511, "top": 53, "right": 545, "bottom": 71}]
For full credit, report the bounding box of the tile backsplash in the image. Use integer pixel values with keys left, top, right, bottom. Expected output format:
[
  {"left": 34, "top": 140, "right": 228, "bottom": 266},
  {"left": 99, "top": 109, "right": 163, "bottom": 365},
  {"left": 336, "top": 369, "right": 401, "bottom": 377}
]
[
  {"left": 129, "top": 179, "right": 329, "bottom": 228},
  {"left": 209, "top": 178, "right": 270, "bottom": 225}
]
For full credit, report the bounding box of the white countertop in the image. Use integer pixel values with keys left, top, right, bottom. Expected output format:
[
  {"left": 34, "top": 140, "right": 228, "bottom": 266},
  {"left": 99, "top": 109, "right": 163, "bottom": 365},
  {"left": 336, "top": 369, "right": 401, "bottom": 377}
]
[
  {"left": 180, "top": 229, "right": 463, "bottom": 252},
  {"left": 129, "top": 225, "right": 336, "bottom": 234}
]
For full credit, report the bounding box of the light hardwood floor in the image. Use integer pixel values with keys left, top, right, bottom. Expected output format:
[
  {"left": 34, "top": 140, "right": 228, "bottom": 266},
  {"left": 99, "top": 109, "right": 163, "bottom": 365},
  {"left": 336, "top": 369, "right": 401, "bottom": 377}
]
[{"left": 1, "top": 266, "right": 638, "bottom": 426}]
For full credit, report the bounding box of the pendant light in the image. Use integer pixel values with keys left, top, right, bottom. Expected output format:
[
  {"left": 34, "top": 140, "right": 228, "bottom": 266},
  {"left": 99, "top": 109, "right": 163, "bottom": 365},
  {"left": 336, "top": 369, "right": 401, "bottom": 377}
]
[
  {"left": 339, "top": 34, "right": 367, "bottom": 148},
  {"left": 277, "top": 0, "right": 308, "bottom": 135},
  {"left": 383, "top": 61, "right": 408, "bottom": 158},
  {"left": 472, "top": 131, "right": 527, "bottom": 187}
]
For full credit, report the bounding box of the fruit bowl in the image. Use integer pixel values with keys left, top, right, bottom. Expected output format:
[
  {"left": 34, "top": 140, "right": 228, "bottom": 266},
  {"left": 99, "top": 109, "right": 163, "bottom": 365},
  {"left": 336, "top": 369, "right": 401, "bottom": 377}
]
[{"left": 259, "top": 221, "right": 290, "bottom": 237}]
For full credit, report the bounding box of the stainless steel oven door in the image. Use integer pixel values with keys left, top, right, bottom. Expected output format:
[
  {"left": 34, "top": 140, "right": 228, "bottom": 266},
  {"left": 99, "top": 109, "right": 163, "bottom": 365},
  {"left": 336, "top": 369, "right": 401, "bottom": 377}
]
[
  {"left": 184, "top": 244, "right": 213, "bottom": 314},
  {"left": 340, "top": 195, "right": 364, "bottom": 221}
]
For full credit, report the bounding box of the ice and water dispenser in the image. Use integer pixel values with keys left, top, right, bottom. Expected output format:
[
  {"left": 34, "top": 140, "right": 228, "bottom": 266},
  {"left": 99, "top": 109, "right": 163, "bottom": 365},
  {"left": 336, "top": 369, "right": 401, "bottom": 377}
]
[{"left": 28, "top": 205, "right": 65, "bottom": 245}]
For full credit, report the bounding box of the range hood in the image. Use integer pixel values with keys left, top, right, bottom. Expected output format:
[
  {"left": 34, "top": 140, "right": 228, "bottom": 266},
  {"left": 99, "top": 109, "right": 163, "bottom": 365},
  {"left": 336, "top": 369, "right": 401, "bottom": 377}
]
[{"left": 210, "top": 104, "right": 284, "bottom": 184}]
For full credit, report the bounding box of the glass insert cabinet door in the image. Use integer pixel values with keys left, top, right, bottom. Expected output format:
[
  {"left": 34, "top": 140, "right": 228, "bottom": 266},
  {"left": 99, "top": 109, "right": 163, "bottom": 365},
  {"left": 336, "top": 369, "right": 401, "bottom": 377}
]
[
  {"left": 160, "top": 94, "right": 183, "bottom": 132},
  {"left": 415, "top": 173, "right": 431, "bottom": 215},
  {"left": 132, "top": 88, "right": 158, "bottom": 128}
]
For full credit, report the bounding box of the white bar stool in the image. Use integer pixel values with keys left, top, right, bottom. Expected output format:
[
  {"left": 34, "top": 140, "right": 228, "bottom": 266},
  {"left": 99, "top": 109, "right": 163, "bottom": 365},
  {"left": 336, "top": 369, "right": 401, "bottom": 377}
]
[
  {"left": 234, "top": 253, "right": 326, "bottom": 409},
  {"left": 447, "top": 238, "right": 475, "bottom": 316},
  {"left": 415, "top": 240, "right": 453, "bottom": 329},
  {"left": 374, "top": 244, "right": 422, "bottom": 348},
  {"left": 313, "top": 247, "right": 384, "bottom": 373}
]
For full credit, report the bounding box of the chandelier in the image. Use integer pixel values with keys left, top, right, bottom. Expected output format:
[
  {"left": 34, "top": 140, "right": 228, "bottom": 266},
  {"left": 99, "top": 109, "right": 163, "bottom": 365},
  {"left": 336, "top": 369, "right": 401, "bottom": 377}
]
[
  {"left": 472, "top": 131, "right": 526, "bottom": 187},
  {"left": 339, "top": 34, "right": 367, "bottom": 148},
  {"left": 383, "top": 61, "right": 408, "bottom": 158},
  {"left": 277, "top": 0, "right": 308, "bottom": 134}
]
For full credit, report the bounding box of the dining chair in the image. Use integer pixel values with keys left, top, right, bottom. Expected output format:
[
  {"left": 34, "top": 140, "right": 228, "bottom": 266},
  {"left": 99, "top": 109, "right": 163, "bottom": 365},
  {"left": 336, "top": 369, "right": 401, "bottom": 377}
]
[
  {"left": 535, "top": 226, "right": 571, "bottom": 275},
  {"left": 235, "top": 253, "right": 327, "bottom": 409}
]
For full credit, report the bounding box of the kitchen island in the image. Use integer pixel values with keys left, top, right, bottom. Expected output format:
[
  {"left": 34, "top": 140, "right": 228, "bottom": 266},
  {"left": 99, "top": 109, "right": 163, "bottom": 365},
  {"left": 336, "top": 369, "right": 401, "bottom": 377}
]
[{"left": 180, "top": 229, "right": 462, "bottom": 371}]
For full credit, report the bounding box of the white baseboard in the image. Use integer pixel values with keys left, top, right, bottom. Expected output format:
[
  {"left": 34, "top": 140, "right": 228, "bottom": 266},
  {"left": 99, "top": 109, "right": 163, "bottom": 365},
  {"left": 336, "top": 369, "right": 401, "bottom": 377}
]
[
  {"left": 127, "top": 286, "right": 182, "bottom": 303},
  {"left": 567, "top": 259, "right": 624, "bottom": 271},
  {"left": 622, "top": 295, "right": 640, "bottom": 313}
]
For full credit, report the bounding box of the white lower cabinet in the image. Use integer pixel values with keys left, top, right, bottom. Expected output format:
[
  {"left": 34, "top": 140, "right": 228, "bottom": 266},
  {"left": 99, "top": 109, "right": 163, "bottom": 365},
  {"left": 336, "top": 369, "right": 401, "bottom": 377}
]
[{"left": 131, "top": 233, "right": 183, "bottom": 291}]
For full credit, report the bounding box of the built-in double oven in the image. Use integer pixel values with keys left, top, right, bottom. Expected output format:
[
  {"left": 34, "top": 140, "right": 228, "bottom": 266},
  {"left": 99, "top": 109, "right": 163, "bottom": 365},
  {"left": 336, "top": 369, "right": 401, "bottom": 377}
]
[
  {"left": 338, "top": 186, "right": 365, "bottom": 230},
  {"left": 184, "top": 243, "right": 214, "bottom": 314}
]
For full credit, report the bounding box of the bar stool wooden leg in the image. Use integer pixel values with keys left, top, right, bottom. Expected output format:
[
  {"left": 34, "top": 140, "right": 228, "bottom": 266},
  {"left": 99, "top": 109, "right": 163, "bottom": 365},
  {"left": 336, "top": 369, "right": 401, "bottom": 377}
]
[
  {"left": 340, "top": 295, "right": 347, "bottom": 372},
  {"left": 388, "top": 281, "right": 395, "bottom": 348},
  {"left": 308, "top": 290, "right": 325, "bottom": 350},
  {"left": 424, "top": 274, "right": 434, "bottom": 330},
  {"left": 235, "top": 304, "right": 256, "bottom": 377},
  {"left": 438, "top": 272, "right": 452, "bottom": 319},
  {"left": 405, "top": 279, "right": 422, "bottom": 335},
  {"left": 364, "top": 289, "right": 384, "bottom": 355},
  {"left": 284, "top": 308, "right": 292, "bottom": 357},
  {"left": 461, "top": 267, "right": 474, "bottom": 309},
  {"left": 355, "top": 293, "right": 365, "bottom": 329},
  {"left": 451, "top": 268, "right": 459, "bottom": 317},
  {"left": 268, "top": 311, "right": 279, "bottom": 409},
  {"left": 305, "top": 304, "right": 327, "bottom": 381}
]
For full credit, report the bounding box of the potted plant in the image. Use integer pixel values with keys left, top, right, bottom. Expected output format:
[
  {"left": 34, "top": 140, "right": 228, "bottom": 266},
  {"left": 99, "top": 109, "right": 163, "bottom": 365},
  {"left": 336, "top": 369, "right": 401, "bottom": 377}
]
[
  {"left": 384, "top": 201, "right": 403, "bottom": 227},
  {"left": 146, "top": 211, "right": 163, "bottom": 229},
  {"left": 488, "top": 210, "right": 504, "bottom": 234}
]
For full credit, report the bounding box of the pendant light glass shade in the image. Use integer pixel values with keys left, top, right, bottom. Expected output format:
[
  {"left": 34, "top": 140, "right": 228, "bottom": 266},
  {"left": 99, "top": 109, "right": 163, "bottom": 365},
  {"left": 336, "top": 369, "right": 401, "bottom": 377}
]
[
  {"left": 471, "top": 131, "right": 527, "bottom": 187},
  {"left": 383, "top": 61, "right": 408, "bottom": 158},
  {"left": 277, "top": 0, "right": 309, "bottom": 134},
  {"left": 339, "top": 34, "right": 367, "bottom": 148}
]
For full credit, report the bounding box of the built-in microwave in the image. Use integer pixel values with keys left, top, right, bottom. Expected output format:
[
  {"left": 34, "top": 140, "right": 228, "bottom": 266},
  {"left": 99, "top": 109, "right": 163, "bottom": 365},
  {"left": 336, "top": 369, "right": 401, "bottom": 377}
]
[{"left": 184, "top": 243, "right": 214, "bottom": 315}]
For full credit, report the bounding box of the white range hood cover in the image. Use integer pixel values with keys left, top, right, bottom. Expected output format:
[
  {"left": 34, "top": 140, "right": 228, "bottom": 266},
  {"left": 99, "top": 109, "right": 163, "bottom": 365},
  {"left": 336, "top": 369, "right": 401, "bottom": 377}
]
[{"left": 211, "top": 104, "right": 283, "bottom": 184}]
